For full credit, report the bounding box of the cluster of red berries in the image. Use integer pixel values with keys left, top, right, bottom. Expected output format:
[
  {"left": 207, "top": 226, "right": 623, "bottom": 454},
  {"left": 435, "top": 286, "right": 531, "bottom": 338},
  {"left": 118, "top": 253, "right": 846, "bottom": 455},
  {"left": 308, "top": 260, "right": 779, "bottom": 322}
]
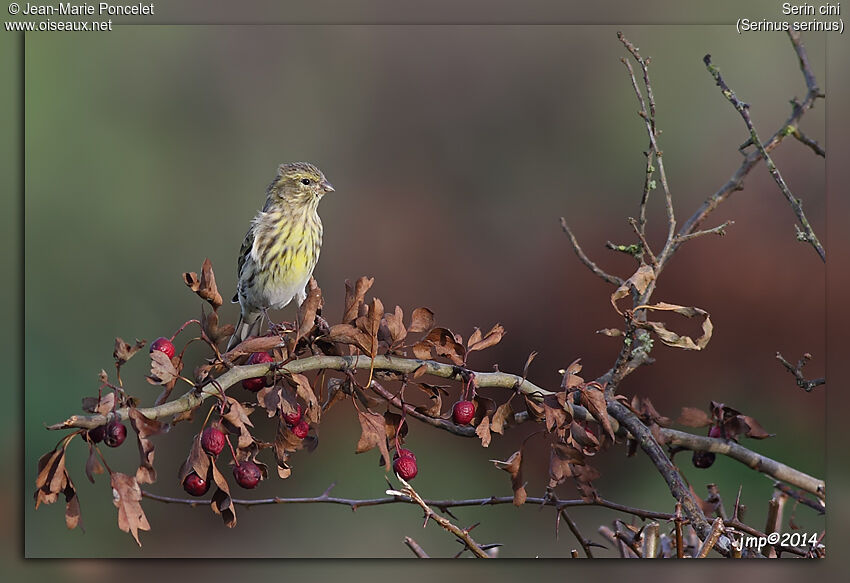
[
  {"left": 241, "top": 352, "right": 274, "bottom": 392},
  {"left": 87, "top": 419, "right": 127, "bottom": 447}
]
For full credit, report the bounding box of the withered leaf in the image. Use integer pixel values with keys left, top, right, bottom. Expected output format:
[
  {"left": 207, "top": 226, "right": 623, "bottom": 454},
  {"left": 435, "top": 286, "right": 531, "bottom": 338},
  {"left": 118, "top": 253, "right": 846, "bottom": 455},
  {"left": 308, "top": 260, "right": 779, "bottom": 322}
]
[
  {"left": 128, "top": 408, "right": 166, "bottom": 485},
  {"left": 297, "top": 278, "right": 323, "bottom": 341},
  {"left": 201, "top": 307, "right": 234, "bottom": 345},
  {"left": 325, "top": 323, "right": 373, "bottom": 355},
  {"left": 678, "top": 407, "right": 712, "bottom": 428},
  {"left": 572, "top": 464, "right": 601, "bottom": 502},
  {"left": 408, "top": 307, "right": 435, "bottom": 333},
  {"left": 34, "top": 435, "right": 74, "bottom": 509},
  {"left": 147, "top": 350, "right": 178, "bottom": 386},
  {"left": 256, "top": 386, "right": 283, "bottom": 417},
  {"left": 355, "top": 409, "right": 391, "bottom": 470},
  {"left": 414, "top": 383, "right": 447, "bottom": 417},
  {"left": 64, "top": 483, "right": 82, "bottom": 531},
  {"left": 226, "top": 335, "right": 286, "bottom": 358},
  {"left": 491, "top": 400, "right": 514, "bottom": 435},
  {"left": 113, "top": 337, "right": 146, "bottom": 366},
  {"left": 365, "top": 298, "right": 385, "bottom": 357},
  {"left": 384, "top": 411, "right": 409, "bottom": 442},
  {"left": 632, "top": 396, "right": 672, "bottom": 427},
  {"left": 597, "top": 328, "right": 624, "bottom": 337},
  {"left": 221, "top": 397, "right": 254, "bottom": 449},
  {"left": 289, "top": 373, "right": 320, "bottom": 424},
  {"left": 183, "top": 258, "right": 224, "bottom": 308},
  {"left": 177, "top": 432, "right": 211, "bottom": 484},
  {"left": 738, "top": 415, "right": 773, "bottom": 439},
  {"left": 475, "top": 416, "right": 492, "bottom": 447},
  {"left": 85, "top": 444, "right": 104, "bottom": 483},
  {"left": 543, "top": 397, "right": 568, "bottom": 434},
  {"left": 343, "top": 276, "right": 375, "bottom": 324},
  {"left": 467, "top": 324, "right": 505, "bottom": 353},
  {"left": 568, "top": 421, "right": 601, "bottom": 455},
  {"left": 411, "top": 342, "right": 432, "bottom": 360},
  {"left": 491, "top": 450, "right": 526, "bottom": 506},
  {"left": 635, "top": 302, "right": 713, "bottom": 350},
  {"left": 524, "top": 394, "right": 546, "bottom": 422},
  {"left": 579, "top": 384, "right": 615, "bottom": 440},
  {"left": 82, "top": 391, "right": 115, "bottom": 415},
  {"left": 560, "top": 358, "right": 584, "bottom": 389},
  {"left": 611, "top": 264, "right": 656, "bottom": 315},
  {"left": 274, "top": 418, "right": 304, "bottom": 477},
  {"left": 424, "top": 328, "right": 465, "bottom": 366},
  {"left": 323, "top": 377, "right": 349, "bottom": 413},
  {"left": 549, "top": 443, "right": 584, "bottom": 487},
  {"left": 210, "top": 461, "right": 236, "bottom": 527},
  {"left": 111, "top": 473, "right": 151, "bottom": 546},
  {"left": 384, "top": 305, "right": 407, "bottom": 345}
]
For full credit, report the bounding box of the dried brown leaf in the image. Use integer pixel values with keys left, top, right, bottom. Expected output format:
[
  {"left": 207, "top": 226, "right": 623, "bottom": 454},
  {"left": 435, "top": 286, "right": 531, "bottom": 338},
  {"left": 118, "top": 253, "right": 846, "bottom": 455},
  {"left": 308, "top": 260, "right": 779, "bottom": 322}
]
[
  {"left": 343, "top": 276, "right": 374, "bottom": 324},
  {"left": 289, "top": 373, "right": 321, "bottom": 424},
  {"left": 424, "top": 327, "right": 465, "bottom": 366},
  {"left": 177, "top": 432, "right": 211, "bottom": 483},
  {"left": 82, "top": 391, "right": 115, "bottom": 415},
  {"left": 490, "top": 400, "right": 514, "bottom": 435},
  {"left": 325, "top": 323, "right": 373, "bottom": 355},
  {"left": 220, "top": 397, "right": 254, "bottom": 449},
  {"left": 678, "top": 407, "right": 712, "bottom": 427},
  {"left": 128, "top": 408, "right": 167, "bottom": 485},
  {"left": 146, "top": 351, "right": 178, "bottom": 386},
  {"left": 408, "top": 307, "right": 435, "bottom": 333},
  {"left": 491, "top": 450, "right": 526, "bottom": 506},
  {"left": 636, "top": 302, "right": 714, "bottom": 350},
  {"left": 475, "top": 416, "right": 492, "bottom": 447},
  {"left": 467, "top": 324, "right": 505, "bottom": 353},
  {"left": 113, "top": 337, "right": 146, "bottom": 366},
  {"left": 85, "top": 444, "right": 104, "bottom": 483},
  {"left": 110, "top": 473, "right": 151, "bottom": 546},
  {"left": 579, "top": 385, "right": 614, "bottom": 440},
  {"left": 384, "top": 305, "right": 407, "bottom": 345},
  {"left": 611, "top": 264, "right": 655, "bottom": 314},
  {"left": 297, "top": 278, "right": 323, "bottom": 341},
  {"left": 183, "top": 258, "right": 224, "bottom": 308},
  {"left": 210, "top": 461, "right": 236, "bottom": 527},
  {"left": 355, "top": 409, "right": 391, "bottom": 470},
  {"left": 411, "top": 342, "right": 432, "bottom": 360}
]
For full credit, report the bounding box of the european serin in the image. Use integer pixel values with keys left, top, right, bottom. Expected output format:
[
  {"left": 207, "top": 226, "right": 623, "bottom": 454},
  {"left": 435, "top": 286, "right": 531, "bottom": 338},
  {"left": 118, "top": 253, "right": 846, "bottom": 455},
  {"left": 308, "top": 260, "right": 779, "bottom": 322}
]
[{"left": 227, "top": 162, "right": 334, "bottom": 350}]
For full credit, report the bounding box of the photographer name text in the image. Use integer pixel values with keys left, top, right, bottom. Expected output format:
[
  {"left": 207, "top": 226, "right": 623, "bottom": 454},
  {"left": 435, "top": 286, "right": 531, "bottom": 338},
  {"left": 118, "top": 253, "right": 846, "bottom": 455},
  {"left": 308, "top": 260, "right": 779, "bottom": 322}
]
[{"left": 17, "top": 2, "right": 153, "bottom": 16}]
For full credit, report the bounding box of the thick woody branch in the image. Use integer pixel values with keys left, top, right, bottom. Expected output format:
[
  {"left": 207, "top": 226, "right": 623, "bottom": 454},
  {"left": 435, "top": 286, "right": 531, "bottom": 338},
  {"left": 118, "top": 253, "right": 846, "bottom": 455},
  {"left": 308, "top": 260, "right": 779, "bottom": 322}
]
[{"left": 47, "top": 354, "right": 558, "bottom": 431}]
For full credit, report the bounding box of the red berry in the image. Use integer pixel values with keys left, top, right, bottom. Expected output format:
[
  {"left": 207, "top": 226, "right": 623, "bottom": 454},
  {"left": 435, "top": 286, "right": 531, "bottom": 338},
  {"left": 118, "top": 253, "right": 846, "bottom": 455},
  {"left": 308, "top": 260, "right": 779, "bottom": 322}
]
[
  {"left": 88, "top": 424, "right": 106, "bottom": 443},
  {"left": 104, "top": 420, "right": 127, "bottom": 447},
  {"left": 201, "top": 426, "right": 226, "bottom": 456},
  {"left": 283, "top": 404, "right": 303, "bottom": 426},
  {"left": 241, "top": 352, "right": 274, "bottom": 392},
  {"left": 183, "top": 472, "right": 210, "bottom": 496},
  {"left": 292, "top": 420, "right": 310, "bottom": 439},
  {"left": 708, "top": 425, "right": 723, "bottom": 438},
  {"left": 452, "top": 400, "right": 475, "bottom": 425},
  {"left": 150, "top": 337, "right": 176, "bottom": 359},
  {"left": 233, "top": 461, "right": 262, "bottom": 489},
  {"left": 393, "top": 455, "right": 418, "bottom": 481},
  {"left": 394, "top": 448, "right": 417, "bottom": 462}
]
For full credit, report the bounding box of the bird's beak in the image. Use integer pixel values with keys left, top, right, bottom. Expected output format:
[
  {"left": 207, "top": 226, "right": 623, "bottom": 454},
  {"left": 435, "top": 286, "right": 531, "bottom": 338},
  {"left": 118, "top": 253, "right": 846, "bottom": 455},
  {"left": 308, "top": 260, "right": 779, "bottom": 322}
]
[{"left": 321, "top": 180, "right": 335, "bottom": 193}]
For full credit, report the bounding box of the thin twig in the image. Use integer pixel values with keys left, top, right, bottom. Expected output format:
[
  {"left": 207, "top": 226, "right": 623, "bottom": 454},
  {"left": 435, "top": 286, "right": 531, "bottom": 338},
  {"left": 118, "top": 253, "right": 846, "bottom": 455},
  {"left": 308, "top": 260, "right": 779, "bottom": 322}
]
[
  {"left": 661, "top": 30, "right": 823, "bottom": 269},
  {"left": 776, "top": 352, "right": 825, "bottom": 392},
  {"left": 390, "top": 479, "right": 491, "bottom": 559},
  {"left": 703, "top": 53, "right": 824, "bottom": 262},
  {"left": 674, "top": 220, "right": 734, "bottom": 243},
  {"left": 790, "top": 127, "right": 825, "bottom": 157},
  {"left": 559, "top": 508, "right": 595, "bottom": 558},
  {"left": 403, "top": 536, "right": 430, "bottom": 558},
  {"left": 773, "top": 482, "right": 825, "bottom": 514},
  {"left": 560, "top": 218, "right": 624, "bottom": 286}
]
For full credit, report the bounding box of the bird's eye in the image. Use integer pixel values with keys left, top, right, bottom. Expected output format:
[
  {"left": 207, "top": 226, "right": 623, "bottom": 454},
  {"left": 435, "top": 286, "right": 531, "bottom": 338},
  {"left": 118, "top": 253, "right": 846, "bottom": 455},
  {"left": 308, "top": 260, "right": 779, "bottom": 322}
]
[{"left": 300, "top": 178, "right": 312, "bottom": 186}]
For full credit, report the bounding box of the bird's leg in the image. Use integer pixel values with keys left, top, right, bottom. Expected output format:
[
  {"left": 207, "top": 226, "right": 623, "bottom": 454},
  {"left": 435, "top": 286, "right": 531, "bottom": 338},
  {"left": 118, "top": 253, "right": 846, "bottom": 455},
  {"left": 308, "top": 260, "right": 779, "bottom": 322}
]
[{"left": 265, "top": 308, "right": 295, "bottom": 337}]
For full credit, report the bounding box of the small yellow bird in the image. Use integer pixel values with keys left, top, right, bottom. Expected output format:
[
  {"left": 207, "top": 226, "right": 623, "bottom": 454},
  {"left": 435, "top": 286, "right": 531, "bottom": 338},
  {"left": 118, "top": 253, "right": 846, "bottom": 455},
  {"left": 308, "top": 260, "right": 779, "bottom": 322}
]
[{"left": 226, "top": 162, "right": 334, "bottom": 351}]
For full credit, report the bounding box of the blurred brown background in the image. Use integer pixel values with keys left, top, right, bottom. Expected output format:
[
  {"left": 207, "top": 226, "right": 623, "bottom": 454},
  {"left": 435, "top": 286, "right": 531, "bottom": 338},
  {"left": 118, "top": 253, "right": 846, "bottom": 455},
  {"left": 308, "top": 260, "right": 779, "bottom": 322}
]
[{"left": 12, "top": 18, "right": 828, "bottom": 565}]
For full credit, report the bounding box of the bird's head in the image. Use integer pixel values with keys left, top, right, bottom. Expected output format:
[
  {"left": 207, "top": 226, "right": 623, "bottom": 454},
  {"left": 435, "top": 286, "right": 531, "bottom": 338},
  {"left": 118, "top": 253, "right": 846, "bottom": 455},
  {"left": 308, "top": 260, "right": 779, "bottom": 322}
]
[{"left": 268, "top": 162, "right": 334, "bottom": 205}]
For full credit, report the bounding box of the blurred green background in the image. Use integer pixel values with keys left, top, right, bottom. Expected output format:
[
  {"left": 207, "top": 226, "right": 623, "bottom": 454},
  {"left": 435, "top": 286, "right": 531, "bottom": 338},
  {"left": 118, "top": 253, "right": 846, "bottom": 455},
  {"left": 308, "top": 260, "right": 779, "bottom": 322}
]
[{"left": 13, "top": 23, "right": 827, "bottom": 563}]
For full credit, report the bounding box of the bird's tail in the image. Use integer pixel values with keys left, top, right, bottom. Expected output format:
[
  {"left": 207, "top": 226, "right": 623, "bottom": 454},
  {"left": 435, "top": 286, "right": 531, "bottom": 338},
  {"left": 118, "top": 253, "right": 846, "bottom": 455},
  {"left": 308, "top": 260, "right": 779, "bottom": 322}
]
[{"left": 226, "top": 310, "right": 263, "bottom": 352}]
